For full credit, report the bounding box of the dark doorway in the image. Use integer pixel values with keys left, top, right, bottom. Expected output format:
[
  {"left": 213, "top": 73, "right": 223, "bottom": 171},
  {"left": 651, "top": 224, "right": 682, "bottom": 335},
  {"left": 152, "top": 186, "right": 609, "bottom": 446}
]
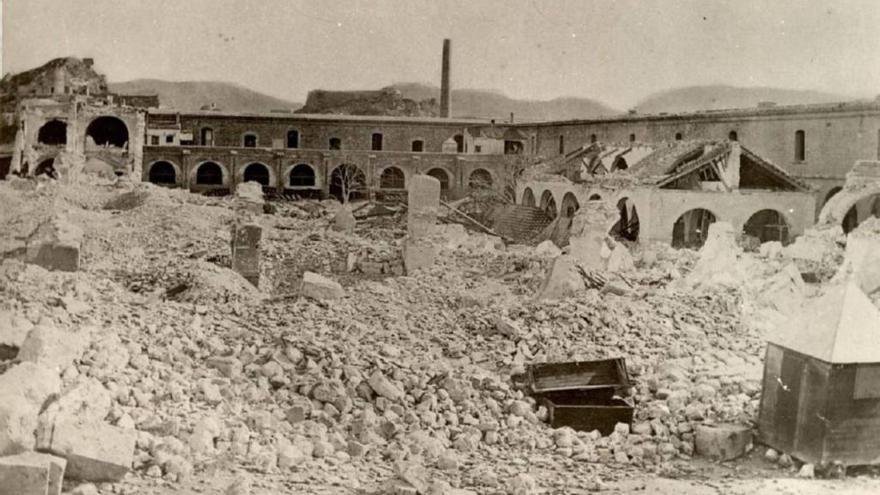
[
  {"left": 468, "top": 168, "right": 493, "bottom": 189},
  {"left": 243, "top": 163, "right": 270, "bottom": 186},
  {"left": 539, "top": 190, "right": 557, "bottom": 219},
  {"left": 612, "top": 198, "right": 639, "bottom": 241},
  {"left": 329, "top": 137, "right": 341, "bottom": 150},
  {"left": 148, "top": 161, "right": 176, "bottom": 184},
  {"left": 522, "top": 187, "right": 536, "bottom": 206},
  {"left": 453, "top": 135, "right": 464, "bottom": 153},
  {"left": 196, "top": 162, "right": 224, "bottom": 185},
  {"left": 86, "top": 116, "right": 128, "bottom": 148},
  {"left": 371, "top": 133, "right": 383, "bottom": 151},
  {"left": 743, "top": 209, "right": 790, "bottom": 244},
  {"left": 243, "top": 134, "right": 257, "bottom": 148},
  {"left": 38, "top": 120, "right": 67, "bottom": 145},
  {"left": 287, "top": 130, "right": 299, "bottom": 148},
  {"left": 560, "top": 192, "right": 580, "bottom": 218},
  {"left": 289, "top": 164, "right": 316, "bottom": 187},
  {"left": 411, "top": 140, "right": 424, "bottom": 152}
]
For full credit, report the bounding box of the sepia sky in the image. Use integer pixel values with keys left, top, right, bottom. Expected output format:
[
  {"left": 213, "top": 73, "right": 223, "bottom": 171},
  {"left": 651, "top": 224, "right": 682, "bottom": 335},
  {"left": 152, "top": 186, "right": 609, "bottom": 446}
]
[{"left": 3, "top": 0, "right": 880, "bottom": 108}]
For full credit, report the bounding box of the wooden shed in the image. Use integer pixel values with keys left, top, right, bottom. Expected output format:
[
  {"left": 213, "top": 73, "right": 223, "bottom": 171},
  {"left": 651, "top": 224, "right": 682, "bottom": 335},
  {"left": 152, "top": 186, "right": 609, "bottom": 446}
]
[{"left": 758, "top": 280, "right": 880, "bottom": 467}]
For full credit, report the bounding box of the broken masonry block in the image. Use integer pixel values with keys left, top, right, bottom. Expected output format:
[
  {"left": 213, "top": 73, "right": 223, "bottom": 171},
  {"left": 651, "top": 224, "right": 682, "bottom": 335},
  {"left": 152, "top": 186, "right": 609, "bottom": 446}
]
[
  {"left": 230, "top": 223, "right": 262, "bottom": 287},
  {"left": 407, "top": 175, "right": 441, "bottom": 239},
  {"left": 24, "top": 218, "right": 83, "bottom": 272},
  {"left": 403, "top": 239, "right": 437, "bottom": 275},
  {"left": 694, "top": 424, "right": 753, "bottom": 461},
  {"left": 43, "top": 419, "right": 136, "bottom": 482},
  {"left": 0, "top": 451, "right": 66, "bottom": 495},
  {"left": 300, "top": 271, "right": 344, "bottom": 301}
]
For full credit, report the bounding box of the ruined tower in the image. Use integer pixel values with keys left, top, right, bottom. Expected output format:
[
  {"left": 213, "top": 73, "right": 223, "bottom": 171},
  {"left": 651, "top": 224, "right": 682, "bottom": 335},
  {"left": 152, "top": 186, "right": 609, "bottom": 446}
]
[{"left": 440, "top": 39, "right": 451, "bottom": 118}]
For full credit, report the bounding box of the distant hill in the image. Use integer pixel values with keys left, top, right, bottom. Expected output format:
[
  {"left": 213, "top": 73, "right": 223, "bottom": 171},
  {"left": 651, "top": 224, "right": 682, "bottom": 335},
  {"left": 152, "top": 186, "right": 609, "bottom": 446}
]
[
  {"left": 108, "top": 79, "right": 302, "bottom": 113},
  {"left": 634, "top": 85, "right": 852, "bottom": 114},
  {"left": 390, "top": 83, "right": 619, "bottom": 121}
]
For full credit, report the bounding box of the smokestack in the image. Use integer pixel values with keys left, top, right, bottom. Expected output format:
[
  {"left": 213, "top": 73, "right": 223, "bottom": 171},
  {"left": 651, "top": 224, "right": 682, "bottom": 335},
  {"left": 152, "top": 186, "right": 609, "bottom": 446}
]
[{"left": 440, "top": 39, "right": 451, "bottom": 118}]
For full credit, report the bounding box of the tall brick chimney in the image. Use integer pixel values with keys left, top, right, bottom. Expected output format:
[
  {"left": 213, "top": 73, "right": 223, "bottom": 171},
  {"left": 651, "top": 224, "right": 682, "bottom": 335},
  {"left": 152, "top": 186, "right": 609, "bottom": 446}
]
[{"left": 440, "top": 39, "right": 451, "bottom": 118}]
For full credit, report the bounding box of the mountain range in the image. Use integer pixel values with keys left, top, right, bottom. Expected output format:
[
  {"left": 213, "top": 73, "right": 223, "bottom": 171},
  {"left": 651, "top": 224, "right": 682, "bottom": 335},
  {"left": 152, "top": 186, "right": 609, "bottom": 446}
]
[{"left": 108, "top": 79, "right": 302, "bottom": 113}]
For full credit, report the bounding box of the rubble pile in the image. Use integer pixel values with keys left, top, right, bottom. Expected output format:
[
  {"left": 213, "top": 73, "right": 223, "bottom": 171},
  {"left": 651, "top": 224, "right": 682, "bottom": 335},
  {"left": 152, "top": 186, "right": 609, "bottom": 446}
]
[{"left": 0, "top": 178, "right": 867, "bottom": 493}]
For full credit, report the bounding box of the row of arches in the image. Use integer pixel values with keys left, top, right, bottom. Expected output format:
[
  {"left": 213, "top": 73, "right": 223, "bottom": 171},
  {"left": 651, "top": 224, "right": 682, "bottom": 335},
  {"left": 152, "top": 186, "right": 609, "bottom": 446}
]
[
  {"left": 146, "top": 160, "right": 495, "bottom": 200},
  {"left": 35, "top": 116, "right": 130, "bottom": 149},
  {"left": 519, "top": 186, "right": 791, "bottom": 248},
  {"left": 196, "top": 127, "right": 431, "bottom": 152}
]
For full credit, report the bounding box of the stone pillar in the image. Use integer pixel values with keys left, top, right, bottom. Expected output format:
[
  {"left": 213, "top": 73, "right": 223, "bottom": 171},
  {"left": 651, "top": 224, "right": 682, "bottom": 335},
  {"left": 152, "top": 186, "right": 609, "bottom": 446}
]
[
  {"left": 231, "top": 223, "right": 262, "bottom": 287},
  {"left": 403, "top": 174, "right": 441, "bottom": 274}
]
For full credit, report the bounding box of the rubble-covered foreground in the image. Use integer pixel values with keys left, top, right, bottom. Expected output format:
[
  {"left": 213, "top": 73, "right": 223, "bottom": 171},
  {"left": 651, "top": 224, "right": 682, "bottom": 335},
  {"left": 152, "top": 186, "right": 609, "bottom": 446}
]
[{"left": 1, "top": 177, "right": 879, "bottom": 494}]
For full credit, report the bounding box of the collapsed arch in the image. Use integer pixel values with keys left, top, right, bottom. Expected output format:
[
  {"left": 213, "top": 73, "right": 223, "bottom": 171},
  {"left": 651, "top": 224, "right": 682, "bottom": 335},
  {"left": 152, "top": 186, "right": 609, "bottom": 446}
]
[
  {"left": 672, "top": 208, "right": 716, "bottom": 249},
  {"left": 86, "top": 116, "right": 128, "bottom": 148},
  {"left": 539, "top": 190, "right": 557, "bottom": 219},
  {"left": 560, "top": 192, "right": 580, "bottom": 218},
  {"left": 38, "top": 120, "right": 67, "bottom": 145},
  {"left": 743, "top": 209, "right": 791, "bottom": 244},
  {"left": 522, "top": 187, "right": 536, "bottom": 206},
  {"left": 611, "top": 197, "right": 639, "bottom": 242}
]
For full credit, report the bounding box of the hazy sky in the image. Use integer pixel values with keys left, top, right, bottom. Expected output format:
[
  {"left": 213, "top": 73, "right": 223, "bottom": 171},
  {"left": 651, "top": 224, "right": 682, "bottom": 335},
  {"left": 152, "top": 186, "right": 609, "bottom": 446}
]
[{"left": 4, "top": 0, "right": 880, "bottom": 109}]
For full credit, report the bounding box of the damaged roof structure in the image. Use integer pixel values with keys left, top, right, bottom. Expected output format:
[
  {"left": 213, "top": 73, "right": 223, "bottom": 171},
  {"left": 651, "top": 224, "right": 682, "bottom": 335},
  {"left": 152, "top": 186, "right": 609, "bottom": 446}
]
[{"left": 517, "top": 139, "right": 816, "bottom": 248}]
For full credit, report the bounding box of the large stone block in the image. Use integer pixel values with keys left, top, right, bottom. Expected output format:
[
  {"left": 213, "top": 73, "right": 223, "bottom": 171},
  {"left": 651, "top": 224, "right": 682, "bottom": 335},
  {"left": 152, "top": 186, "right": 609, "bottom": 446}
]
[
  {"left": 0, "top": 397, "right": 40, "bottom": 456},
  {"left": 0, "top": 310, "right": 34, "bottom": 350},
  {"left": 18, "top": 324, "right": 84, "bottom": 373},
  {"left": 536, "top": 255, "right": 586, "bottom": 300},
  {"left": 300, "top": 272, "right": 344, "bottom": 301},
  {"left": 407, "top": 175, "right": 441, "bottom": 239},
  {"left": 331, "top": 204, "right": 356, "bottom": 234},
  {"left": 0, "top": 362, "right": 62, "bottom": 406},
  {"left": 230, "top": 223, "right": 262, "bottom": 287},
  {"left": 24, "top": 218, "right": 83, "bottom": 272},
  {"left": 0, "top": 451, "right": 66, "bottom": 495},
  {"left": 43, "top": 420, "right": 136, "bottom": 482},
  {"left": 694, "top": 424, "right": 753, "bottom": 461}
]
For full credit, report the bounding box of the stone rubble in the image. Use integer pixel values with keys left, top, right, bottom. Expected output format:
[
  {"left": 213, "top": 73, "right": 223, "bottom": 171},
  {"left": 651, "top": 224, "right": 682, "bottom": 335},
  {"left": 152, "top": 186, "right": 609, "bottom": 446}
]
[{"left": 0, "top": 178, "right": 869, "bottom": 493}]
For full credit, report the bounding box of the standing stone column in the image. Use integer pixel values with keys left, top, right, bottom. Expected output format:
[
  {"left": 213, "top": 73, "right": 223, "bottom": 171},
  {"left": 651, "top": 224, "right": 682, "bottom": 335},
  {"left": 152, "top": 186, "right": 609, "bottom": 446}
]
[
  {"left": 231, "top": 223, "right": 262, "bottom": 287},
  {"left": 403, "top": 174, "right": 441, "bottom": 274}
]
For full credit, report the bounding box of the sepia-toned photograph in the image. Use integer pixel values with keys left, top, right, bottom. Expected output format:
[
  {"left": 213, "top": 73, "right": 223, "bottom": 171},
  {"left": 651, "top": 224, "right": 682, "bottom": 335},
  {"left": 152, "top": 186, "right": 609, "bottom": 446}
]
[{"left": 2, "top": 0, "right": 880, "bottom": 493}]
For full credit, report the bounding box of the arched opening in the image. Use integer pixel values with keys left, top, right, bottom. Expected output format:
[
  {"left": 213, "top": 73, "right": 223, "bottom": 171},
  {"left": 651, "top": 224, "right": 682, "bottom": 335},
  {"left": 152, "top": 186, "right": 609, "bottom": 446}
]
[
  {"left": 289, "top": 164, "right": 316, "bottom": 187},
  {"left": 468, "top": 168, "right": 493, "bottom": 189},
  {"left": 588, "top": 193, "right": 602, "bottom": 201},
  {"left": 329, "top": 137, "right": 342, "bottom": 150},
  {"left": 371, "top": 133, "right": 383, "bottom": 151},
  {"left": 743, "top": 209, "right": 790, "bottom": 245},
  {"left": 612, "top": 157, "right": 628, "bottom": 171},
  {"left": 795, "top": 130, "right": 806, "bottom": 161},
  {"left": 841, "top": 193, "right": 880, "bottom": 234},
  {"left": 243, "top": 133, "right": 258, "bottom": 148},
  {"left": 611, "top": 198, "right": 639, "bottom": 242},
  {"left": 522, "top": 187, "right": 536, "bottom": 206},
  {"left": 200, "top": 128, "right": 214, "bottom": 146},
  {"left": 379, "top": 167, "right": 405, "bottom": 189},
  {"left": 674, "top": 132, "right": 683, "bottom": 141},
  {"left": 37, "top": 120, "right": 67, "bottom": 145},
  {"left": 148, "top": 161, "right": 177, "bottom": 185},
  {"left": 195, "top": 162, "right": 224, "bottom": 185},
  {"left": 85, "top": 116, "right": 128, "bottom": 148},
  {"left": 287, "top": 130, "right": 299, "bottom": 148},
  {"left": 539, "top": 190, "right": 558, "bottom": 219},
  {"left": 243, "top": 163, "right": 270, "bottom": 186},
  {"left": 426, "top": 168, "right": 450, "bottom": 196},
  {"left": 729, "top": 130, "right": 738, "bottom": 141},
  {"left": 560, "top": 192, "right": 580, "bottom": 218},
  {"left": 672, "top": 208, "right": 716, "bottom": 249},
  {"left": 34, "top": 158, "right": 57, "bottom": 179},
  {"left": 558, "top": 135, "right": 565, "bottom": 155},
  {"left": 453, "top": 135, "right": 464, "bottom": 153},
  {"left": 330, "top": 164, "right": 367, "bottom": 202},
  {"left": 629, "top": 133, "right": 636, "bottom": 143},
  {"left": 411, "top": 140, "right": 424, "bottom": 152}
]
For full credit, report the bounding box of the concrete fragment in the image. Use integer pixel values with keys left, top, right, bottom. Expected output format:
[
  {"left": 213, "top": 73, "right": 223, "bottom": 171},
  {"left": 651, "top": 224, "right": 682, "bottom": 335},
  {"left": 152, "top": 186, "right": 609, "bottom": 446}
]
[
  {"left": 230, "top": 223, "right": 262, "bottom": 287},
  {"left": 407, "top": 175, "right": 441, "bottom": 239},
  {"left": 536, "top": 255, "right": 586, "bottom": 300},
  {"left": 332, "top": 204, "right": 356, "bottom": 234},
  {"left": 694, "top": 424, "right": 752, "bottom": 461},
  {"left": 0, "top": 451, "right": 66, "bottom": 495},
  {"left": 300, "top": 272, "right": 344, "bottom": 300},
  {"left": 43, "top": 419, "right": 136, "bottom": 481},
  {"left": 24, "top": 218, "right": 83, "bottom": 272}
]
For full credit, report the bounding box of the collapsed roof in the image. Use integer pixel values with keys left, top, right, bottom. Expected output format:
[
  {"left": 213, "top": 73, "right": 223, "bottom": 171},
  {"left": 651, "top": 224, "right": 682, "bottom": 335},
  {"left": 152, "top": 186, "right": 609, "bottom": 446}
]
[{"left": 528, "top": 140, "right": 811, "bottom": 192}]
